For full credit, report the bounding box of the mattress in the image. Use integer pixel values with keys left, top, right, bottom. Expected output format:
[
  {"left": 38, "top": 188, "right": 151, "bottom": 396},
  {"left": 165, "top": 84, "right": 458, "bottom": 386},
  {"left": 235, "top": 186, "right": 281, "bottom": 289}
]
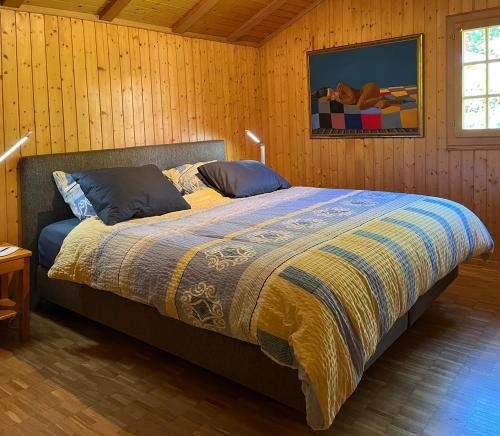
[{"left": 38, "top": 218, "right": 80, "bottom": 268}]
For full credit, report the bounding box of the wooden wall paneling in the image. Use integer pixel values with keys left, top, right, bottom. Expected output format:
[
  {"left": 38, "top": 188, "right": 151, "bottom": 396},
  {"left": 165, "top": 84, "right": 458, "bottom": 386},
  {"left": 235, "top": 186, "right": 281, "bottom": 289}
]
[
  {"left": 238, "top": 46, "right": 248, "bottom": 161},
  {"left": 275, "top": 32, "right": 286, "bottom": 182},
  {"left": 2, "top": 9, "right": 20, "bottom": 243},
  {"left": 391, "top": 0, "right": 405, "bottom": 193},
  {"left": 362, "top": 0, "right": 375, "bottom": 190},
  {"left": 191, "top": 38, "right": 205, "bottom": 143},
  {"left": 235, "top": 45, "right": 246, "bottom": 160},
  {"left": 316, "top": 0, "right": 329, "bottom": 187},
  {"left": 284, "top": 28, "right": 297, "bottom": 183},
  {"left": 215, "top": 43, "right": 226, "bottom": 153},
  {"left": 31, "top": 13, "right": 51, "bottom": 155},
  {"left": 166, "top": 34, "right": 181, "bottom": 143},
  {"left": 259, "top": 0, "right": 500, "bottom": 264},
  {"left": 220, "top": 42, "right": 231, "bottom": 158},
  {"left": 229, "top": 44, "right": 241, "bottom": 160},
  {"left": 16, "top": 11, "right": 36, "bottom": 157},
  {"left": 117, "top": 24, "right": 135, "bottom": 147},
  {"left": 435, "top": 0, "right": 448, "bottom": 198},
  {"left": 175, "top": 36, "right": 189, "bottom": 143},
  {"left": 251, "top": 47, "right": 262, "bottom": 162},
  {"left": 95, "top": 22, "right": 114, "bottom": 150},
  {"left": 265, "top": 43, "right": 275, "bottom": 170},
  {"left": 281, "top": 32, "right": 292, "bottom": 182},
  {"left": 413, "top": 0, "right": 426, "bottom": 194},
  {"left": 459, "top": 0, "right": 474, "bottom": 209},
  {"left": 83, "top": 20, "right": 103, "bottom": 151},
  {"left": 486, "top": 0, "right": 500, "bottom": 253},
  {"left": 198, "top": 39, "right": 210, "bottom": 144},
  {"left": 106, "top": 23, "right": 125, "bottom": 149},
  {"left": 324, "top": 0, "right": 335, "bottom": 188},
  {"left": 381, "top": 0, "right": 394, "bottom": 192},
  {"left": 0, "top": 9, "right": 260, "bottom": 246},
  {"left": 128, "top": 27, "right": 145, "bottom": 146},
  {"left": 260, "top": 44, "right": 270, "bottom": 167},
  {"left": 148, "top": 31, "right": 164, "bottom": 144},
  {"left": 45, "top": 14, "right": 65, "bottom": 154},
  {"left": 184, "top": 37, "right": 197, "bottom": 142},
  {"left": 71, "top": 18, "right": 91, "bottom": 151},
  {"left": 157, "top": 33, "right": 172, "bottom": 144},
  {"left": 258, "top": 45, "right": 268, "bottom": 164},
  {"left": 474, "top": 150, "right": 488, "bottom": 221},
  {"left": 402, "top": 0, "right": 415, "bottom": 193},
  {"left": 303, "top": 8, "right": 314, "bottom": 187},
  {"left": 138, "top": 28, "right": 154, "bottom": 145},
  {"left": 206, "top": 41, "right": 218, "bottom": 142},
  {"left": 331, "top": 0, "right": 345, "bottom": 189},
  {"left": 372, "top": 0, "right": 384, "bottom": 189},
  {"left": 58, "top": 16, "right": 78, "bottom": 153},
  {"left": 0, "top": 15, "right": 5, "bottom": 244},
  {"left": 342, "top": 2, "right": 355, "bottom": 190},
  {"left": 291, "top": 19, "right": 304, "bottom": 186},
  {"left": 274, "top": 33, "right": 282, "bottom": 177},
  {"left": 352, "top": 0, "right": 366, "bottom": 191},
  {"left": 447, "top": 1, "right": 462, "bottom": 203}
]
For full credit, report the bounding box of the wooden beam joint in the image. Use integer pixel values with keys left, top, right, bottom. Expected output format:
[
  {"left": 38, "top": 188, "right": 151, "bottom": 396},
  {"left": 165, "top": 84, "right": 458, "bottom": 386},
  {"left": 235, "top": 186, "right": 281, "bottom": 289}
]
[
  {"left": 2, "top": 0, "right": 25, "bottom": 8},
  {"left": 100, "top": 0, "right": 132, "bottom": 22},
  {"left": 172, "top": 0, "right": 219, "bottom": 34}
]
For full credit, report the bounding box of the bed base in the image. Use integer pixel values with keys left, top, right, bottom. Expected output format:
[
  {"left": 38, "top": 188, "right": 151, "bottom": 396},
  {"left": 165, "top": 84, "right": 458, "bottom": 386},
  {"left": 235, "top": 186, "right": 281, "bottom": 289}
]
[{"left": 36, "top": 266, "right": 458, "bottom": 413}]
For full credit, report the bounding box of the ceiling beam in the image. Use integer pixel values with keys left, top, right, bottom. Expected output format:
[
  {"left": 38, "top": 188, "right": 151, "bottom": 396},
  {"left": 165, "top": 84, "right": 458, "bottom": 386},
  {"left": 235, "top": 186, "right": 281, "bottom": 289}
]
[
  {"left": 227, "top": 0, "right": 287, "bottom": 42},
  {"left": 100, "top": 0, "right": 132, "bottom": 22},
  {"left": 2, "top": 0, "right": 25, "bottom": 7},
  {"left": 172, "top": 0, "right": 219, "bottom": 34}
]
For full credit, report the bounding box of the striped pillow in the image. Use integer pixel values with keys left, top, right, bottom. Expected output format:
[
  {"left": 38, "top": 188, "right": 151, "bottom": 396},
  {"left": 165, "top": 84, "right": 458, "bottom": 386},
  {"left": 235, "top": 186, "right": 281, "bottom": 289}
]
[
  {"left": 53, "top": 171, "right": 96, "bottom": 220},
  {"left": 163, "top": 161, "right": 214, "bottom": 195}
]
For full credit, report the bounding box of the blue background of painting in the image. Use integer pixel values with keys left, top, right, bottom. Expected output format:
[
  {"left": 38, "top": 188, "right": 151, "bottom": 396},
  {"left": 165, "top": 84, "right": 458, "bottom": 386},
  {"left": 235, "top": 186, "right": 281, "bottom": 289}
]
[{"left": 308, "top": 39, "right": 418, "bottom": 92}]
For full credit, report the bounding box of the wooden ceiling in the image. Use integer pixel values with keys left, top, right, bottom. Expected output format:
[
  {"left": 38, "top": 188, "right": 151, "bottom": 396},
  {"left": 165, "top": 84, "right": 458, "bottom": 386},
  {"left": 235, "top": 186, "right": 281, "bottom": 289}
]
[{"left": 2, "top": 0, "right": 325, "bottom": 46}]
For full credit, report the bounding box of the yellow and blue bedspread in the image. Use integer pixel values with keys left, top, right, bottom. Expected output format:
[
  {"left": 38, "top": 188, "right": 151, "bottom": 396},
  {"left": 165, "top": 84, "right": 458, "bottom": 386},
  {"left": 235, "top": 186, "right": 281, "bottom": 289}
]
[{"left": 49, "top": 187, "right": 493, "bottom": 430}]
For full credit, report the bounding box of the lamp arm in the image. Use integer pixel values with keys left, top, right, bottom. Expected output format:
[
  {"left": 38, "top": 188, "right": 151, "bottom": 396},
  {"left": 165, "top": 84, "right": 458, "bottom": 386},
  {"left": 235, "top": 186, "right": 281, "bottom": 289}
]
[{"left": 0, "top": 131, "right": 32, "bottom": 163}]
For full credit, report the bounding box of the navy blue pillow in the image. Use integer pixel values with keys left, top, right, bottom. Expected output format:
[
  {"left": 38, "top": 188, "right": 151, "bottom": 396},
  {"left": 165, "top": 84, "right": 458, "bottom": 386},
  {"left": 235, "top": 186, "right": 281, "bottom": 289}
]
[
  {"left": 72, "top": 165, "right": 190, "bottom": 225},
  {"left": 198, "top": 160, "right": 290, "bottom": 198}
]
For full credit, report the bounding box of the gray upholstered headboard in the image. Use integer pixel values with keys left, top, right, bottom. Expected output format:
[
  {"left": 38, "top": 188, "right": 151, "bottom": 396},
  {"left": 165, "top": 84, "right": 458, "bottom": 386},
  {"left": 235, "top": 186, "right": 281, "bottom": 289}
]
[{"left": 20, "top": 140, "right": 226, "bottom": 279}]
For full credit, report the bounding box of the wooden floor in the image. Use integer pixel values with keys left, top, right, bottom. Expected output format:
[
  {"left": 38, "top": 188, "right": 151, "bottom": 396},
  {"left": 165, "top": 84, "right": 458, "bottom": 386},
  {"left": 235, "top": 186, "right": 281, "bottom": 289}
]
[{"left": 0, "top": 264, "right": 499, "bottom": 435}]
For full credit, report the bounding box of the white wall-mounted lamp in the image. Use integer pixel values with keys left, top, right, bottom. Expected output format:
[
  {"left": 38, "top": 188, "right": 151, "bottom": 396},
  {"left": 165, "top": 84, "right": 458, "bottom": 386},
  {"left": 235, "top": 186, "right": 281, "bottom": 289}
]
[
  {"left": 245, "top": 130, "right": 266, "bottom": 165},
  {"left": 0, "top": 131, "right": 32, "bottom": 163}
]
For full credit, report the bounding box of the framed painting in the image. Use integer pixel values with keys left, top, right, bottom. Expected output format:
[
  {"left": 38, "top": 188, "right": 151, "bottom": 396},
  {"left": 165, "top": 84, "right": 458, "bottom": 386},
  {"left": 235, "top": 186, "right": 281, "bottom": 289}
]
[{"left": 308, "top": 34, "right": 424, "bottom": 138}]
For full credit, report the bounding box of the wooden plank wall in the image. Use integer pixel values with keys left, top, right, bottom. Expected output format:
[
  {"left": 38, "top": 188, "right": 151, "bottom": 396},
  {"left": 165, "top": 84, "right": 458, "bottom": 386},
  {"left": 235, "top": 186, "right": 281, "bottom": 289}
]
[
  {"left": 0, "top": 9, "right": 261, "bottom": 245},
  {"left": 260, "top": 0, "right": 500, "bottom": 264}
]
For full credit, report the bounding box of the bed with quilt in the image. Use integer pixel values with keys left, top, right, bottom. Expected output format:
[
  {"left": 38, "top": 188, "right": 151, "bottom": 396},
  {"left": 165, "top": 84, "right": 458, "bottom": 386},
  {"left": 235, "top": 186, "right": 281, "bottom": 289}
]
[
  {"left": 21, "top": 141, "right": 493, "bottom": 431},
  {"left": 47, "top": 183, "right": 492, "bottom": 430}
]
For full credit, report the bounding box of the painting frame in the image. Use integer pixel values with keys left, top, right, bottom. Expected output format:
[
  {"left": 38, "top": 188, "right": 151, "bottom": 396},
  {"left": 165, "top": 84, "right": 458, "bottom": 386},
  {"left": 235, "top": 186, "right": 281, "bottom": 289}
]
[{"left": 307, "top": 34, "right": 424, "bottom": 139}]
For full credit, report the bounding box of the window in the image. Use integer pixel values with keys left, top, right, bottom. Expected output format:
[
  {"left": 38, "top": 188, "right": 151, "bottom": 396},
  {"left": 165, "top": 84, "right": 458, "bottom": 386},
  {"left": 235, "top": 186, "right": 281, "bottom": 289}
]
[{"left": 447, "top": 8, "right": 500, "bottom": 149}]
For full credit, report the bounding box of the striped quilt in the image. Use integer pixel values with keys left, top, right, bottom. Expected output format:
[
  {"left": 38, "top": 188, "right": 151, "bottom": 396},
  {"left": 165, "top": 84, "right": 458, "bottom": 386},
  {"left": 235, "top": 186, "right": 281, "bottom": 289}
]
[{"left": 48, "top": 187, "right": 493, "bottom": 430}]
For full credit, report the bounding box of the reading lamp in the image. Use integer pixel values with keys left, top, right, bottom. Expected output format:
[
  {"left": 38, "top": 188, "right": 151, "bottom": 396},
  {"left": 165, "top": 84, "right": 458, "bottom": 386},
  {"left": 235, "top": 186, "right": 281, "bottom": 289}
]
[
  {"left": 245, "top": 130, "right": 266, "bottom": 165},
  {"left": 0, "top": 131, "right": 32, "bottom": 163}
]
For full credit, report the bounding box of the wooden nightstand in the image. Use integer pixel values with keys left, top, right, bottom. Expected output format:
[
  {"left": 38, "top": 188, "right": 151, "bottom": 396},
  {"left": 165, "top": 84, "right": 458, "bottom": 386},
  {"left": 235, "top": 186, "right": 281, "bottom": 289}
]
[{"left": 0, "top": 244, "right": 31, "bottom": 340}]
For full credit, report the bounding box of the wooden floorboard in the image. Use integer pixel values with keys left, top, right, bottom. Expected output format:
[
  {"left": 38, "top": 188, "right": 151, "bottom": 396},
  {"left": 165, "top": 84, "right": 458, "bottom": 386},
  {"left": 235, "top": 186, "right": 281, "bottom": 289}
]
[{"left": 0, "top": 264, "right": 499, "bottom": 435}]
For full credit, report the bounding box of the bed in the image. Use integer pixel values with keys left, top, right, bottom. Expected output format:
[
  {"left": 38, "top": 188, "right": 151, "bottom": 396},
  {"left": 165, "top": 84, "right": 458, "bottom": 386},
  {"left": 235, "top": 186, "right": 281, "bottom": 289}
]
[{"left": 20, "top": 140, "right": 493, "bottom": 430}]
